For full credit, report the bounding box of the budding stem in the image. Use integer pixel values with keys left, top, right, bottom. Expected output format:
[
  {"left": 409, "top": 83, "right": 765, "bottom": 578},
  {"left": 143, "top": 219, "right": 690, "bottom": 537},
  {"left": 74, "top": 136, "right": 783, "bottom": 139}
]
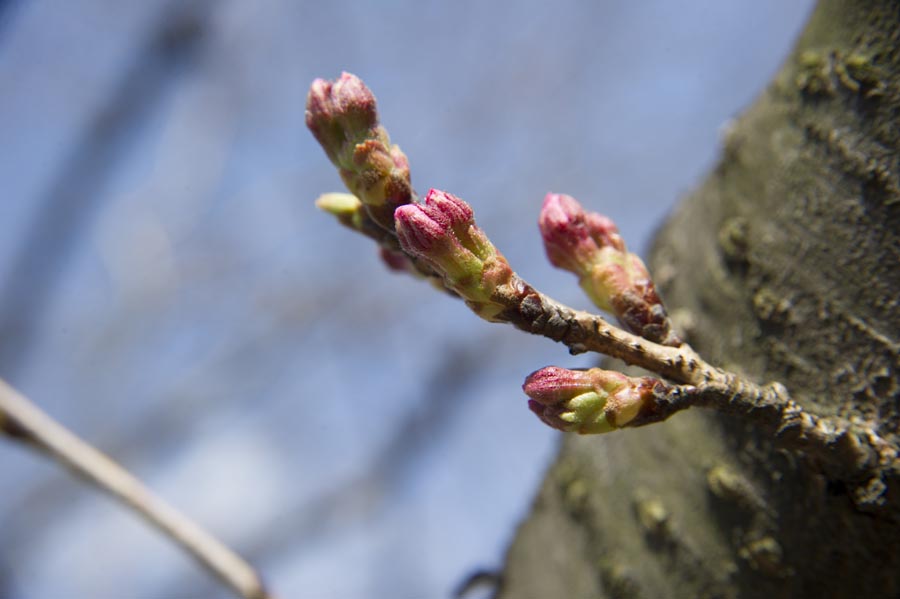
[
  {"left": 480, "top": 271, "right": 717, "bottom": 385},
  {"left": 468, "top": 270, "right": 898, "bottom": 486},
  {"left": 307, "top": 74, "right": 899, "bottom": 491}
]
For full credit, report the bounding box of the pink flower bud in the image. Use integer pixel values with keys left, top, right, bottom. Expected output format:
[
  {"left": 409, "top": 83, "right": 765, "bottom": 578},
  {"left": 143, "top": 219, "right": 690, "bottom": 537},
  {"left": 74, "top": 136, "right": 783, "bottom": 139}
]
[
  {"left": 422, "top": 189, "right": 474, "bottom": 228},
  {"left": 395, "top": 204, "right": 449, "bottom": 255},
  {"left": 420, "top": 189, "right": 497, "bottom": 262},
  {"left": 584, "top": 212, "right": 625, "bottom": 252},
  {"left": 523, "top": 366, "right": 667, "bottom": 433},
  {"left": 522, "top": 366, "right": 596, "bottom": 405},
  {"left": 396, "top": 190, "right": 496, "bottom": 266},
  {"left": 307, "top": 73, "right": 413, "bottom": 231},
  {"left": 538, "top": 193, "right": 601, "bottom": 274},
  {"left": 305, "top": 73, "right": 378, "bottom": 164},
  {"left": 331, "top": 72, "right": 377, "bottom": 120},
  {"left": 395, "top": 190, "right": 511, "bottom": 318},
  {"left": 538, "top": 192, "right": 680, "bottom": 346},
  {"left": 394, "top": 203, "right": 482, "bottom": 284}
]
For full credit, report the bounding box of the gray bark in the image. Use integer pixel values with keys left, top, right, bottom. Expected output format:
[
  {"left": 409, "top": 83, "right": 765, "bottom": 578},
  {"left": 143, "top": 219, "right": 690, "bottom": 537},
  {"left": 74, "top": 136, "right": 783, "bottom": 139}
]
[{"left": 497, "top": 1, "right": 900, "bottom": 597}]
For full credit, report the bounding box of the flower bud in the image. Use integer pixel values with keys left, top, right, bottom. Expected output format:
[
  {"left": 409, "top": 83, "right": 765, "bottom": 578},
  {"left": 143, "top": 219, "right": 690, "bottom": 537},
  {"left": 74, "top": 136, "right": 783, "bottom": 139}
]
[
  {"left": 538, "top": 192, "right": 680, "bottom": 346},
  {"left": 584, "top": 212, "right": 625, "bottom": 252},
  {"left": 538, "top": 193, "right": 602, "bottom": 274},
  {"left": 520, "top": 365, "right": 596, "bottom": 404},
  {"left": 422, "top": 188, "right": 474, "bottom": 228},
  {"left": 524, "top": 366, "right": 665, "bottom": 434},
  {"left": 395, "top": 189, "right": 514, "bottom": 319},
  {"left": 306, "top": 72, "right": 413, "bottom": 231},
  {"left": 306, "top": 73, "right": 378, "bottom": 166},
  {"left": 421, "top": 189, "right": 495, "bottom": 261},
  {"left": 395, "top": 202, "right": 483, "bottom": 284}
]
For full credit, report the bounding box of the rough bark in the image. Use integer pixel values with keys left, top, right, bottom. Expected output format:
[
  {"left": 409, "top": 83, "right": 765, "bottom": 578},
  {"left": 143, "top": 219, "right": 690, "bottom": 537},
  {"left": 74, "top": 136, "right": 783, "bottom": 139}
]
[{"left": 497, "top": 1, "right": 900, "bottom": 597}]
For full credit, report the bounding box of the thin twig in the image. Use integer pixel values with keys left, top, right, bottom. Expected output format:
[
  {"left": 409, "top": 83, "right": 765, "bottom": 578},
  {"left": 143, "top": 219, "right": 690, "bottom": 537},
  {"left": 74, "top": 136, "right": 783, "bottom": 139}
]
[
  {"left": 0, "top": 378, "right": 273, "bottom": 599},
  {"left": 495, "top": 275, "right": 722, "bottom": 384}
]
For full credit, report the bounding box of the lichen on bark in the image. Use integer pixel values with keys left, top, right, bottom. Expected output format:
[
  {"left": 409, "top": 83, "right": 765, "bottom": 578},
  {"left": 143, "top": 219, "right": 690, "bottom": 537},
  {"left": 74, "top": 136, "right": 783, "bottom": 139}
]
[{"left": 497, "top": 1, "right": 900, "bottom": 597}]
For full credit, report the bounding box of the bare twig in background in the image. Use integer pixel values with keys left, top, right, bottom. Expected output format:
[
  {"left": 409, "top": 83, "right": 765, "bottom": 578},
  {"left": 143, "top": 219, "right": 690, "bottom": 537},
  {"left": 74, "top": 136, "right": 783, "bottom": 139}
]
[{"left": 0, "top": 378, "right": 273, "bottom": 599}]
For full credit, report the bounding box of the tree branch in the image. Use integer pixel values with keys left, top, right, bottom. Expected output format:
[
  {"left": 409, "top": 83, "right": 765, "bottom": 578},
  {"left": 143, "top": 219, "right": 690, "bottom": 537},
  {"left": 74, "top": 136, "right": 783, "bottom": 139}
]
[
  {"left": 306, "top": 71, "right": 899, "bottom": 492},
  {"left": 0, "top": 378, "right": 273, "bottom": 599},
  {"left": 501, "top": 277, "right": 899, "bottom": 487},
  {"left": 636, "top": 380, "right": 898, "bottom": 484},
  {"left": 493, "top": 274, "right": 719, "bottom": 384}
]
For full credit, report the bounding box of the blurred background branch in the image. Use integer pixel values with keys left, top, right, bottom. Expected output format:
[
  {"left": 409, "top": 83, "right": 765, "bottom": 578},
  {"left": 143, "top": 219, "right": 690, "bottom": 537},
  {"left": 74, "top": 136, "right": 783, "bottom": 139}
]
[{"left": 0, "top": 378, "right": 271, "bottom": 599}]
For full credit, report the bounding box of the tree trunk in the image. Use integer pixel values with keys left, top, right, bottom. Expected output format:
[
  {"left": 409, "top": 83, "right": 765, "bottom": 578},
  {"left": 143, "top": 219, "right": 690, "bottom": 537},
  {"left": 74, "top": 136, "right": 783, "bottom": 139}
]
[{"left": 497, "top": 1, "right": 900, "bottom": 597}]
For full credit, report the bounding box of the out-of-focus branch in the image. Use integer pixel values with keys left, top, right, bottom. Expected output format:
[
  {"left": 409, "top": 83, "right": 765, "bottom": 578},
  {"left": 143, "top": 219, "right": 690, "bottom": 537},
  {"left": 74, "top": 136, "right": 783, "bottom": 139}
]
[{"left": 0, "top": 378, "right": 273, "bottom": 599}]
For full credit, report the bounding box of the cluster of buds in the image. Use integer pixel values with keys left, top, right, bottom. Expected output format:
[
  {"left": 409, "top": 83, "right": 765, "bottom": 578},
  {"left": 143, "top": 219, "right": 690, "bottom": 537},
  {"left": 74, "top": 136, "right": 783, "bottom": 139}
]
[
  {"left": 306, "top": 72, "right": 413, "bottom": 231},
  {"left": 307, "top": 73, "right": 687, "bottom": 439},
  {"left": 539, "top": 193, "right": 680, "bottom": 346},
  {"left": 523, "top": 366, "right": 667, "bottom": 434},
  {"left": 395, "top": 189, "right": 515, "bottom": 320}
]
